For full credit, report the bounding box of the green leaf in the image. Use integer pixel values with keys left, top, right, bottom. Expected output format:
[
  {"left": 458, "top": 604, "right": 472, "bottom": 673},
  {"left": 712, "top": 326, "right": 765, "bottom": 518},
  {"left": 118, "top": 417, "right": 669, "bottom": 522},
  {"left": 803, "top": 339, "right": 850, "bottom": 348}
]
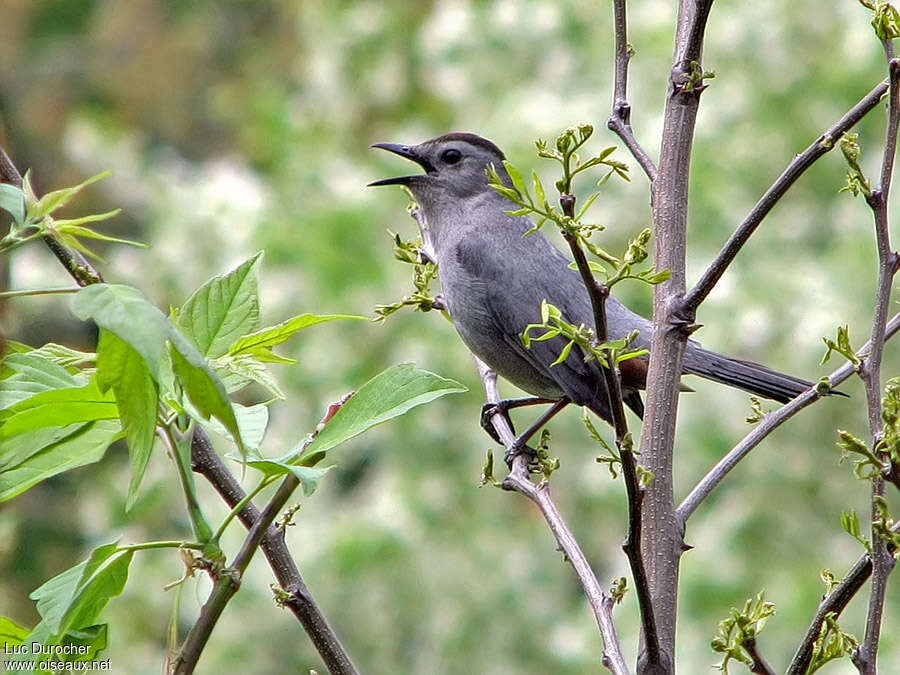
[
  {"left": 1, "top": 424, "right": 89, "bottom": 471},
  {"left": 53, "top": 216, "right": 144, "bottom": 248},
  {"left": 0, "top": 378, "right": 118, "bottom": 439},
  {"left": 201, "top": 403, "right": 268, "bottom": 452},
  {"left": 0, "top": 420, "right": 121, "bottom": 503},
  {"left": 179, "top": 252, "right": 263, "bottom": 358},
  {"left": 72, "top": 284, "right": 171, "bottom": 378},
  {"left": 96, "top": 330, "right": 158, "bottom": 510},
  {"left": 0, "top": 183, "right": 25, "bottom": 225},
  {"left": 551, "top": 339, "right": 575, "bottom": 366},
  {"left": 212, "top": 353, "right": 285, "bottom": 399},
  {"left": 16, "top": 343, "right": 96, "bottom": 371},
  {"left": 532, "top": 170, "right": 548, "bottom": 210},
  {"left": 503, "top": 160, "right": 528, "bottom": 198},
  {"left": 0, "top": 352, "right": 82, "bottom": 409},
  {"left": 26, "top": 171, "right": 110, "bottom": 223},
  {"left": 298, "top": 364, "right": 465, "bottom": 460},
  {"left": 29, "top": 542, "right": 133, "bottom": 640},
  {"left": 228, "top": 313, "right": 366, "bottom": 362},
  {"left": 246, "top": 459, "right": 334, "bottom": 496},
  {"left": 0, "top": 616, "right": 30, "bottom": 645},
  {"left": 169, "top": 332, "right": 244, "bottom": 456}
]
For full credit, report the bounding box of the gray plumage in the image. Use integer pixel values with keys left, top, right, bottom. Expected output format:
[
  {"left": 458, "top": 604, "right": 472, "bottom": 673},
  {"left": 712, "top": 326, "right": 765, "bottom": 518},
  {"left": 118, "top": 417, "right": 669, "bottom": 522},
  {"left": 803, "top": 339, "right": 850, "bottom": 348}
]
[{"left": 370, "top": 132, "right": 820, "bottom": 425}]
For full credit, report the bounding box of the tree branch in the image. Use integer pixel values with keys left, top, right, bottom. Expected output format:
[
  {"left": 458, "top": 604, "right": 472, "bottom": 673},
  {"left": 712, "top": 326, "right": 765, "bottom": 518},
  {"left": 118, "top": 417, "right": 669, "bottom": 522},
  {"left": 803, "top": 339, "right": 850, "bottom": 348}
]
[
  {"left": 0, "top": 146, "right": 103, "bottom": 286},
  {"left": 853, "top": 53, "right": 900, "bottom": 675},
  {"left": 636, "top": 3, "right": 715, "bottom": 669},
  {"left": 682, "top": 78, "right": 890, "bottom": 314},
  {"left": 678, "top": 312, "right": 900, "bottom": 523},
  {"left": 190, "top": 430, "right": 359, "bottom": 675},
  {"left": 608, "top": 0, "right": 658, "bottom": 182},
  {"left": 787, "top": 555, "right": 874, "bottom": 675},
  {"left": 476, "top": 358, "right": 630, "bottom": 675},
  {"left": 745, "top": 637, "right": 776, "bottom": 675},
  {"left": 173, "top": 472, "right": 301, "bottom": 674},
  {"left": 560, "top": 193, "right": 660, "bottom": 668},
  {"left": 787, "top": 519, "right": 900, "bottom": 675}
]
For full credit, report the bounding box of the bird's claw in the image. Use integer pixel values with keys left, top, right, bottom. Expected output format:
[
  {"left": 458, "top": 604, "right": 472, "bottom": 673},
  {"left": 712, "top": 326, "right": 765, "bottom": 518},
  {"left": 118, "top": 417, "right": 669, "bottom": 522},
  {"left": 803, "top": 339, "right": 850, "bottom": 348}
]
[
  {"left": 504, "top": 440, "right": 537, "bottom": 469},
  {"left": 480, "top": 402, "right": 514, "bottom": 445}
]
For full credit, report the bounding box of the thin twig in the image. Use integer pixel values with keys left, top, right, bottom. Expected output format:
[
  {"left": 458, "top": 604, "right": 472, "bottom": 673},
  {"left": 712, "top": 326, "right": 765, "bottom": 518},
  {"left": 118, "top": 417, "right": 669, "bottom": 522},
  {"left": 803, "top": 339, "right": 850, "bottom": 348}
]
[
  {"left": 678, "top": 312, "right": 900, "bottom": 522},
  {"left": 787, "top": 555, "right": 873, "bottom": 675},
  {"left": 476, "top": 358, "right": 630, "bottom": 675},
  {"left": 0, "top": 146, "right": 103, "bottom": 286},
  {"left": 561, "top": 194, "right": 660, "bottom": 668},
  {"left": 744, "top": 637, "right": 776, "bottom": 675},
  {"left": 608, "top": 0, "right": 658, "bottom": 182},
  {"left": 190, "top": 430, "right": 359, "bottom": 675},
  {"left": 853, "top": 54, "right": 900, "bottom": 675},
  {"left": 787, "top": 520, "right": 900, "bottom": 675},
  {"left": 173, "top": 473, "right": 301, "bottom": 674},
  {"left": 683, "top": 79, "right": 890, "bottom": 313}
]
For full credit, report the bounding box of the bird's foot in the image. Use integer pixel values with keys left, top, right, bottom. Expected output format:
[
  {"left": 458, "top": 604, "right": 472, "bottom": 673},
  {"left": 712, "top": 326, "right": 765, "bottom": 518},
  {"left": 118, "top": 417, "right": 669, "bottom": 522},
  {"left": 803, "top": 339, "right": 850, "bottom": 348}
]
[
  {"left": 504, "top": 439, "right": 537, "bottom": 470},
  {"left": 480, "top": 401, "right": 515, "bottom": 445}
]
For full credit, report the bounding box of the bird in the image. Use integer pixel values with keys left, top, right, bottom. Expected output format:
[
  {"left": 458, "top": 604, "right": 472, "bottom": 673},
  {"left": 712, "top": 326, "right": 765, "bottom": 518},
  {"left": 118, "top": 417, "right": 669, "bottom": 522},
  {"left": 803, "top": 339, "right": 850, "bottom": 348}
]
[{"left": 369, "top": 132, "right": 836, "bottom": 450}]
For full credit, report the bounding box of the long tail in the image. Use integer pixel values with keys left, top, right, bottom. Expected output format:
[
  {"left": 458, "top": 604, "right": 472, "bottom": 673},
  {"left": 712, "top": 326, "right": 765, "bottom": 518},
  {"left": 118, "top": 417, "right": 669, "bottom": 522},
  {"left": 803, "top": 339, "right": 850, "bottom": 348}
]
[{"left": 682, "top": 347, "right": 831, "bottom": 404}]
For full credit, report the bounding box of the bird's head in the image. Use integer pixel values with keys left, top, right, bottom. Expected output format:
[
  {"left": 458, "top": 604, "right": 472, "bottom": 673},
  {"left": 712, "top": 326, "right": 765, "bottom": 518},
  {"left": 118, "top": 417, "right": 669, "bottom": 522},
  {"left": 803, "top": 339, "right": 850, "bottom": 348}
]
[{"left": 369, "top": 133, "right": 509, "bottom": 207}]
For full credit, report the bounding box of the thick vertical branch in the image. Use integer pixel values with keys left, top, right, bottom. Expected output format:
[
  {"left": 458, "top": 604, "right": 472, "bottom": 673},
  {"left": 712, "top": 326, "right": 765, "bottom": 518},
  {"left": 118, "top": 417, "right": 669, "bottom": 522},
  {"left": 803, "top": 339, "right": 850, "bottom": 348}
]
[
  {"left": 638, "top": 2, "right": 713, "bottom": 670},
  {"left": 854, "top": 54, "right": 900, "bottom": 675}
]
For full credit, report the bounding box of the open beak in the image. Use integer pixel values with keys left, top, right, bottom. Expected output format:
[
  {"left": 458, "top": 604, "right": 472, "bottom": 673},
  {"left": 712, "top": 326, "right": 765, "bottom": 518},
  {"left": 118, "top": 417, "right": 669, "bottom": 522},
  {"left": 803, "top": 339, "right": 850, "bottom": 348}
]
[{"left": 368, "top": 142, "right": 433, "bottom": 186}]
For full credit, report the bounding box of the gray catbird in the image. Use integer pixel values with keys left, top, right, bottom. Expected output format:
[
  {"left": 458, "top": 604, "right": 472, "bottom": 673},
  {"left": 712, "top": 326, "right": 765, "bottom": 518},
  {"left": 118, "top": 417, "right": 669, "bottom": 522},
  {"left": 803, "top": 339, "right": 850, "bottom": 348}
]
[{"left": 370, "top": 132, "right": 831, "bottom": 437}]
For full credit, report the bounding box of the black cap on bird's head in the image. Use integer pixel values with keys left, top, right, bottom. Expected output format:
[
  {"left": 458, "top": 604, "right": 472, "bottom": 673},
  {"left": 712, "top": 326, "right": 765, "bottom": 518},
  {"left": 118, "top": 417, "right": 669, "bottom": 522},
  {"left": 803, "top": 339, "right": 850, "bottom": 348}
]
[{"left": 368, "top": 133, "right": 507, "bottom": 199}]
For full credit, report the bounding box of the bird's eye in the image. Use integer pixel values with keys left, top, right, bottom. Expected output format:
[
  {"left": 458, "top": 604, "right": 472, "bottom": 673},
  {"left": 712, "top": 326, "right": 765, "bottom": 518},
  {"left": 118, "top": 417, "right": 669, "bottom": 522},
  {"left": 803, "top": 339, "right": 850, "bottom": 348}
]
[{"left": 441, "top": 148, "right": 462, "bottom": 164}]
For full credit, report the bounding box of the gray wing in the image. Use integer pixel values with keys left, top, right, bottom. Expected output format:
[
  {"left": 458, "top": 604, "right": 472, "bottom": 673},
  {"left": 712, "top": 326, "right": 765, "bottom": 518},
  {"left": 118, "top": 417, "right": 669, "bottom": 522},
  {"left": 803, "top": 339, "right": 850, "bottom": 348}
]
[{"left": 451, "top": 230, "right": 614, "bottom": 415}]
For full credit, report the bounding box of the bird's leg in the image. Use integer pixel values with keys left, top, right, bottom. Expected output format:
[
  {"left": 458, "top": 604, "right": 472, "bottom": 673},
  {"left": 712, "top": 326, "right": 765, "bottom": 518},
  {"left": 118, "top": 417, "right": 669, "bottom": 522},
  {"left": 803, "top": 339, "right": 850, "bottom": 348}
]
[
  {"left": 480, "top": 397, "right": 559, "bottom": 444},
  {"left": 503, "top": 398, "right": 571, "bottom": 467}
]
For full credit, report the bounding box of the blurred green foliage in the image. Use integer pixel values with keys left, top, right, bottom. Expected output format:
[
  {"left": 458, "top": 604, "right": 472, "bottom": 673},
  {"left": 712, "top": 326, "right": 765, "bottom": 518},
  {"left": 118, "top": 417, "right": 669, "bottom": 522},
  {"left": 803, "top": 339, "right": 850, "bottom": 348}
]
[{"left": 2, "top": 1, "right": 899, "bottom": 672}]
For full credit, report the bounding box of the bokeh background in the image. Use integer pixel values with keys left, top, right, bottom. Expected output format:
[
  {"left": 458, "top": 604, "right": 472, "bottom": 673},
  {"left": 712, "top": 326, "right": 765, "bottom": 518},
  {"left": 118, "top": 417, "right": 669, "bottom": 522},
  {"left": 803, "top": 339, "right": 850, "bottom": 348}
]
[{"left": 2, "top": 1, "right": 899, "bottom": 673}]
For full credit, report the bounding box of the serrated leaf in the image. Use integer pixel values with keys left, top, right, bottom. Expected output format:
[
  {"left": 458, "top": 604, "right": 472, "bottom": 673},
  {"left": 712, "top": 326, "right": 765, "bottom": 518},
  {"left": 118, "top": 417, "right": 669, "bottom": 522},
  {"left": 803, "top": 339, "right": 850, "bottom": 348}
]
[
  {"left": 18, "top": 343, "right": 96, "bottom": 371},
  {"left": 297, "top": 364, "right": 465, "bottom": 460},
  {"left": 0, "top": 420, "right": 121, "bottom": 503},
  {"left": 1, "top": 425, "right": 89, "bottom": 471},
  {"left": 96, "top": 330, "right": 158, "bottom": 510},
  {"left": 179, "top": 252, "right": 263, "bottom": 358},
  {"left": 0, "top": 353, "right": 82, "bottom": 409},
  {"left": 228, "top": 313, "right": 366, "bottom": 361},
  {"left": 53, "top": 217, "right": 144, "bottom": 249}
]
